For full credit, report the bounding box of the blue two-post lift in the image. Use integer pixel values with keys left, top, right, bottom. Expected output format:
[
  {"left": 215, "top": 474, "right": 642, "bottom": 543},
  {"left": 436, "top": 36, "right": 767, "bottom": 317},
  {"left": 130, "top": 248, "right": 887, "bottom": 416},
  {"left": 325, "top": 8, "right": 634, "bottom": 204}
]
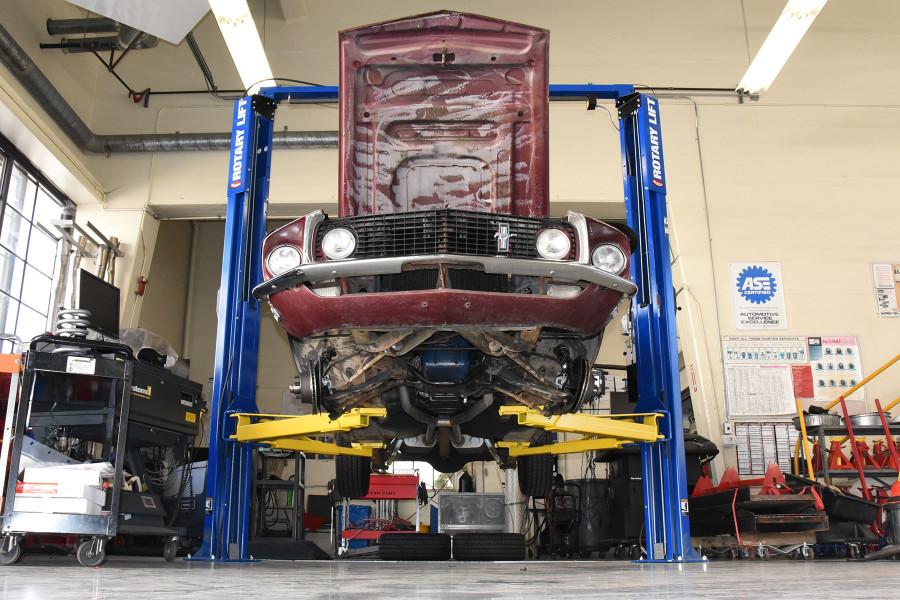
[{"left": 192, "top": 84, "right": 699, "bottom": 563}]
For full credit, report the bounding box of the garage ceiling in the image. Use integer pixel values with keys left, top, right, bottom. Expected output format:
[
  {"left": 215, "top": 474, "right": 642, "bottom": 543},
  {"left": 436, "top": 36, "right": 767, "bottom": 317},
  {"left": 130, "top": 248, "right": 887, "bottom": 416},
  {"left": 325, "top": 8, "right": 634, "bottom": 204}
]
[{"left": 10, "top": 1, "right": 900, "bottom": 128}]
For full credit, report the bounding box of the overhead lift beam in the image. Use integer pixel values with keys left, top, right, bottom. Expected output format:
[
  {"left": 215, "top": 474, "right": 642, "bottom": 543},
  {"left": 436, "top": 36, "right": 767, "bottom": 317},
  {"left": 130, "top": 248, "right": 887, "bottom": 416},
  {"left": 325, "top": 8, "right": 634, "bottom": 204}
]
[{"left": 195, "top": 84, "right": 698, "bottom": 563}]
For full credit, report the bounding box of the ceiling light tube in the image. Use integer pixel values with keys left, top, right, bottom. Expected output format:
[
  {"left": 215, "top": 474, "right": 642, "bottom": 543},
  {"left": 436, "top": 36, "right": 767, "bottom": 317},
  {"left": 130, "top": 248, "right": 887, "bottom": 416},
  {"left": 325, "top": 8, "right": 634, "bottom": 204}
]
[
  {"left": 208, "top": 0, "right": 274, "bottom": 94},
  {"left": 737, "top": 0, "right": 827, "bottom": 95}
]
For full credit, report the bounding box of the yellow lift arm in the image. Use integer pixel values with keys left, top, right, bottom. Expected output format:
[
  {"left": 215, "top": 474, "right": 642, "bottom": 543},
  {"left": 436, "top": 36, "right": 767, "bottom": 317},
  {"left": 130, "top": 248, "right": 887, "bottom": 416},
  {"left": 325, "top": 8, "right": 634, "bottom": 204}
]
[
  {"left": 230, "top": 408, "right": 387, "bottom": 457},
  {"left": 496, "top": 406, "right": 662, "bottom": 457},
  {"left": 229, "top": 406, "right": 662, "bottom": 459}
]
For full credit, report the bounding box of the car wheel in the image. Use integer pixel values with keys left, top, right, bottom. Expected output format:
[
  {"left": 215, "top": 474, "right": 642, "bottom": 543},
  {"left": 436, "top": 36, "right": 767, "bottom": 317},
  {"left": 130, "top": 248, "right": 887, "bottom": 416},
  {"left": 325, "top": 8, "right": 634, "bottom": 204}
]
[
  {"left": 378, "top": 533, "right": 451, "bottom": 561},
  {"left": 452, "top": 533, "right": 526, "bottom": 561},
  {"left": 335, "top": 454, "right": 371, "bottom": 499},
  {"left": 518, "top": 452, "right": 553, "bottom": 498}
]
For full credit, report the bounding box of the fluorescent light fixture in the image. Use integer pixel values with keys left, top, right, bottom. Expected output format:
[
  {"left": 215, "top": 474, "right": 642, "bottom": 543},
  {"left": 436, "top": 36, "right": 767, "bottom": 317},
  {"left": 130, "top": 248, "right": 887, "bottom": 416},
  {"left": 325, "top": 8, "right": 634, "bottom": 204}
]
[
  {"left": 737, "top": 0, "right": 827, "bottom": 94},
  {"left": 208, "top": 0, "right": 275, "bottom": 94}
]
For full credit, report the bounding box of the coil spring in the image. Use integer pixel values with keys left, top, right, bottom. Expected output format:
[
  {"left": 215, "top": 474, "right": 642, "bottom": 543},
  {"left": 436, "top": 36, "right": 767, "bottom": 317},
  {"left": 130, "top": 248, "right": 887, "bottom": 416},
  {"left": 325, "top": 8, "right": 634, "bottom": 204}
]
[{"left": 54, "top": 308, "right": 92, "bottom": 339}]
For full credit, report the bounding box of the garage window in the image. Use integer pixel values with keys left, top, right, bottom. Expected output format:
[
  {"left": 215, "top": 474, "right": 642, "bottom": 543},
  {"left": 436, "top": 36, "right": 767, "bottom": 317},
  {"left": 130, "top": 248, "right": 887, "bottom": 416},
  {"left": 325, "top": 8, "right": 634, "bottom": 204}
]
[
  {"left": 388, "top": 460, "right": 450, "bottom": 490},
  {"left": 0, "top": 137, "right": 73, "bottom": 352}
]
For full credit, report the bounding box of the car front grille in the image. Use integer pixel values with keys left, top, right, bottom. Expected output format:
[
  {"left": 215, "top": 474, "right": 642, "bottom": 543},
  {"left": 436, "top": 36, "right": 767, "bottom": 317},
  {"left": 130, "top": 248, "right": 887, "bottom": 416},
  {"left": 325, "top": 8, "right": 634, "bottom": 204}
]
[{"left": 314, "top": 209, "right": 574, "bottom": 261}]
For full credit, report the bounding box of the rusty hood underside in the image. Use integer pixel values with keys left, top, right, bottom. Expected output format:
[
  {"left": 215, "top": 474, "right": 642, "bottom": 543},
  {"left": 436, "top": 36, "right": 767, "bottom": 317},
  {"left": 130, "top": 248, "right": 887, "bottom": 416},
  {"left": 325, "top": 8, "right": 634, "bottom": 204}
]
[{"left": 338, "top": 11, "right": 550, "bottom": 218}]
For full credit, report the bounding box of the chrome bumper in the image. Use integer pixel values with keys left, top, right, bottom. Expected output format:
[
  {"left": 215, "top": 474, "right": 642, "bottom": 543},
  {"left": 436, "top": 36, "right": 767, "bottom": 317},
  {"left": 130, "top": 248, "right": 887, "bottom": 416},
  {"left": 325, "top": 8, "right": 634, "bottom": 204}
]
[{"left": 253, "top": 254, "right": 637, "bottom": 299}]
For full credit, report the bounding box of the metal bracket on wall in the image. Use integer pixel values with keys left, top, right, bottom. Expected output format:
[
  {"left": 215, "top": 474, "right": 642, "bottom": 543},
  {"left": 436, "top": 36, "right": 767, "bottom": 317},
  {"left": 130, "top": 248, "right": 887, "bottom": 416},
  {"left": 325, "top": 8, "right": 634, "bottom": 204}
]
[
  {"left": 250, "top": 95, "right": 277, "bottom": 121},
  {"left": 51, "top": 220, "right": 97, "bottom": 258},
  {"left": 85, "top": 222, "right": 124, "bottom": 257},
  {"left": 616, "top": 92, "right": 641, "bottom": 120}
]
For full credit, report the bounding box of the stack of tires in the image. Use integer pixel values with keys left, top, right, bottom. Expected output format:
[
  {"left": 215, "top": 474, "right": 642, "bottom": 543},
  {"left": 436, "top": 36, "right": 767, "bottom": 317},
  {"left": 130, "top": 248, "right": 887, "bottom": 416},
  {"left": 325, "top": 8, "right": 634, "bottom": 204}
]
[{"left": 378, "top": 532, "right": 526, "bottom": 561}]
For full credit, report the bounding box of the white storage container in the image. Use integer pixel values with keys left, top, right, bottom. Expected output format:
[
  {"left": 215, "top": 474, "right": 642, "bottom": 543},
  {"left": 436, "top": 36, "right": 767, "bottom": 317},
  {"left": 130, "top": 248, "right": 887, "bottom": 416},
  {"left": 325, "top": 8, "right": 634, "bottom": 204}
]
[{"left": 15, "top": 496, "right": 105, "bottom": 516}]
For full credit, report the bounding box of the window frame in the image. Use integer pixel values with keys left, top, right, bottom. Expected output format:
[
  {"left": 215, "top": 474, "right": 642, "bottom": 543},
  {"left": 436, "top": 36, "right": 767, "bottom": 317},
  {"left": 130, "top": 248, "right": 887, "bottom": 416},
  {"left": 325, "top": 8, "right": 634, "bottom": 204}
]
[{"left": 0, "top": 133, "right": 76, "bottom": 349}]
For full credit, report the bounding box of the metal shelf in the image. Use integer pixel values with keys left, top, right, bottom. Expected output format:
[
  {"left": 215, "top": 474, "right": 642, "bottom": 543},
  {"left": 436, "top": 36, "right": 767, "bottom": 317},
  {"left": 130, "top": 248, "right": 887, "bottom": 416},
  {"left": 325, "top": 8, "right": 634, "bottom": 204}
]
[
  {"left": 806, "top": 422, "right": 900, "bottom": 485},
  {"left": 255, "top": 480, "right": 303, "bottom": 489},
  {"left": 815, "top": 469, "right": 898, "bottom": 479},
  {"left": 806, "top": 424, "right": 900, "bottom": 437}
]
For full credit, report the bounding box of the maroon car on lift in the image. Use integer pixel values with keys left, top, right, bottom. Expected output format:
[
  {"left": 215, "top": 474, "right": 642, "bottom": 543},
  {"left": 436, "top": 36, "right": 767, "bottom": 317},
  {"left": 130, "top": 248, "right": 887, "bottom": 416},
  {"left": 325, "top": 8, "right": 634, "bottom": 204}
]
[{"left": 255, "top": 11, "right": 636, "bottom": 498}]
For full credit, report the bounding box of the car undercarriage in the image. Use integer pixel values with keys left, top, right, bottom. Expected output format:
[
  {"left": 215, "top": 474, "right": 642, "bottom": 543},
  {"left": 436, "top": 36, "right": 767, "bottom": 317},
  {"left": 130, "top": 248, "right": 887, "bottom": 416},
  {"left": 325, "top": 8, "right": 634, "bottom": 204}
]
[{"left": 289, "top": 325, "right": 603, "bottom": 474}]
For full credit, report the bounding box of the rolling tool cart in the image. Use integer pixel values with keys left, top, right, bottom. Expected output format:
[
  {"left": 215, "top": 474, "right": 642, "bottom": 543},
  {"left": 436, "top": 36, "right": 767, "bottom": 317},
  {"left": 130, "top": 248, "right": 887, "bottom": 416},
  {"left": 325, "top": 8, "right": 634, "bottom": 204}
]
[
  {"left": 0, "top": 335, "right": 134, "bottom": 566},
  {"left": 0, "top": 334, "right": 202, "bottom": 566}
]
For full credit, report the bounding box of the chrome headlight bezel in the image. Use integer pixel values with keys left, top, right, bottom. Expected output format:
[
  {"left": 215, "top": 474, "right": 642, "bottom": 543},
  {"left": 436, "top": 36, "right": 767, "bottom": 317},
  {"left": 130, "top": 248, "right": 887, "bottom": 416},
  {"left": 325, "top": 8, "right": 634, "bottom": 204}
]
[
  {"left": 266, "top": 245, "right": 302, "bottom": 276},
  {"left": 535, "top": 228, "right": 572, "bottom": 261},
  {"left": 321, "top": 227, "right": 357, "bottom": 261},
  {"left": 591, "top": 243, "right": 627, "bottom": 274}
]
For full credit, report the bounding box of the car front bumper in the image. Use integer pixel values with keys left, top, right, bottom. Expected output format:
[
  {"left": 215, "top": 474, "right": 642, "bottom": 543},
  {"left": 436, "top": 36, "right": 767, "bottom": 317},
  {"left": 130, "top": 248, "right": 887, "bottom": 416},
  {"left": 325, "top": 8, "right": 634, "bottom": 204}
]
[
  {"left": 253, "top": 254, "right": 636, "bottom": 299},
  {"left": 254, "top": 253, "right": 635, "bottom": 339}
]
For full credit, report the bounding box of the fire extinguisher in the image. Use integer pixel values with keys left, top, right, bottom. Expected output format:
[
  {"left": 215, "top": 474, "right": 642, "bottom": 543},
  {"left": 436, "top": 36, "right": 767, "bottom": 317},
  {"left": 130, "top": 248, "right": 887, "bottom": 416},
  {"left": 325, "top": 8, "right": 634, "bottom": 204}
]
[{"left": 135, "top": 275, "right": 148, "bottom": 296}]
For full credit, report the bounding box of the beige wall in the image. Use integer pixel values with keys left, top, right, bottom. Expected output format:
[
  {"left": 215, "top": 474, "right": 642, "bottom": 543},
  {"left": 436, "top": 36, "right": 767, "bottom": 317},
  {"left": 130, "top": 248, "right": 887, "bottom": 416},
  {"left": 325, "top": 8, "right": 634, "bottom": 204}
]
[
  {"left": 2, "top": 1, "right": 900, "bottom": 481},
  {"left": 137, "top": 220, "right": 193, "bottom": 355},
  {"left": 175, "top": 221, "right": 295, "bottom": 416}
]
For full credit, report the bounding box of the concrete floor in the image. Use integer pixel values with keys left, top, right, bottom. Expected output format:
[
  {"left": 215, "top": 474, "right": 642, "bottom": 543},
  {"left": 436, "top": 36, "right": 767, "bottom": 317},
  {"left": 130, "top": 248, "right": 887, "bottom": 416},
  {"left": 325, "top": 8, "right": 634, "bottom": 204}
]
[{"left": 0, "top": 557, "right": 897, "bottom": 599}]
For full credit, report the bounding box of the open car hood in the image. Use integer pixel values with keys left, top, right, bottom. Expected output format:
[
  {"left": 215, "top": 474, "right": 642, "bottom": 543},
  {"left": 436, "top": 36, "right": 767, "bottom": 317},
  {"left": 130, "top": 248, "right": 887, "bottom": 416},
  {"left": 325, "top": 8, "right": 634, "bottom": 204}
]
[{"left": 338, "top": 11, "right": 549, "bottom": 217}]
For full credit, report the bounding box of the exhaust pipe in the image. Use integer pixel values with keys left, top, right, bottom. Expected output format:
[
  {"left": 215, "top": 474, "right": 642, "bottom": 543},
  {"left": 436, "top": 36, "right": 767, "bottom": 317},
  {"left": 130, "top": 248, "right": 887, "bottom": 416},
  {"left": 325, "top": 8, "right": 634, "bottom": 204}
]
[{"left": 0, "top": 23, "right": 338, "bottom": 153}]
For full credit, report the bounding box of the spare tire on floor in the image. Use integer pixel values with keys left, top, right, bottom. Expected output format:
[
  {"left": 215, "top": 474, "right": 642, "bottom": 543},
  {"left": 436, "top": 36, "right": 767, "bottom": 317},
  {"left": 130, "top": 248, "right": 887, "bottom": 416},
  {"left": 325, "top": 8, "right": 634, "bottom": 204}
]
[
  {"left": 378, "top": 533, "right": 451, "bottom": 561},
  {"left": 452, "top": 533, "right": 526, "bottom": 561}
]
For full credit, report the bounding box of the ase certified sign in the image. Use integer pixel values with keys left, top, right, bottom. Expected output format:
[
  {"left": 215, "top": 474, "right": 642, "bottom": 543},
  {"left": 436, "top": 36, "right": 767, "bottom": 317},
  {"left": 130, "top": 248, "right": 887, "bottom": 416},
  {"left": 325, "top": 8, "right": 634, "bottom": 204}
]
[{"left": 729, "top": 262, "right": 787, "bottom": 330}]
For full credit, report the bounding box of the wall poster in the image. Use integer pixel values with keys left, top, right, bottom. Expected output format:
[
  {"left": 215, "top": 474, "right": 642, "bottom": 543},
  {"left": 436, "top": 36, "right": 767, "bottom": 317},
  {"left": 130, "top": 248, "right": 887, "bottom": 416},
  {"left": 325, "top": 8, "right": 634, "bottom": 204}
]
[
  {"left": 723, "top": 335, "right": 864, "bottom": 418},
  {"left": 722, "top": 336, "right": 806, "bottom": 417},
  {"left": 872, "top": 263, "right": 900, "bottom": 317}
]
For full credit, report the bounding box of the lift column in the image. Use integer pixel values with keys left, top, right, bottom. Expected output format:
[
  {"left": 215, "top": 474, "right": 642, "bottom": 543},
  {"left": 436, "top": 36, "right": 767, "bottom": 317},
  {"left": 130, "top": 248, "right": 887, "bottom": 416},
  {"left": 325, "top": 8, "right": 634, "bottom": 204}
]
[
  {"left": 193, "top": 95, "right": 275, "bottom": 561},
  {"left": 618, "top": 93, "right": 699, "bottom": 562}
]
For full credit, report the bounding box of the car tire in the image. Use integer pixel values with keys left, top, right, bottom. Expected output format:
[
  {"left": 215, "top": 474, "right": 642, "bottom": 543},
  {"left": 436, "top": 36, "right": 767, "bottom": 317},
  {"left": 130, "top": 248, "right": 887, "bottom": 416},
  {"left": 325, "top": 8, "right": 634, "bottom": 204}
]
[
  {"left": 518, "top": 452, "right": 553, "bottom": 497},
  {"left": 610, "top": 222, "right": 639, "bottom": 254},
  {"left": 378, "top": 533, "right": 451, "bottom": 561},
  {"left": 452, "top": 533, "right": 526, "bottom": 561},
  {"left": 335, "top": 454, "right": 371, "bottom": 499}
]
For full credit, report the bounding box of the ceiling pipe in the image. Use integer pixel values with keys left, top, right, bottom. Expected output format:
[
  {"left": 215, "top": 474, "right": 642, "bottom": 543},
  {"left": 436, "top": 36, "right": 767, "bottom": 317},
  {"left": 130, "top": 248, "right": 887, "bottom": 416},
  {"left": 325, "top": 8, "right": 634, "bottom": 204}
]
[
  {"left": 46, "top": 18, "right": 119, "bottom": 36},
  {"left": 0, "top": 23, "right": 338, "bottom": 153},
  {"left": 45, "top": 18, "right": 158, "bottom": 54}
]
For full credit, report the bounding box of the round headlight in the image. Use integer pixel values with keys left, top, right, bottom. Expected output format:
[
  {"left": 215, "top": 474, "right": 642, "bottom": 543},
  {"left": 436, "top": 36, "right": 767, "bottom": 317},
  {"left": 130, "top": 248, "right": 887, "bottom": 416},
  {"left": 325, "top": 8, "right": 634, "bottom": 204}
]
[
  {"left": 535, "top": 228, "right": 571, "bottom": 261},
  {"left": 591, "top": 244, "right": 626, "bottom": 273},
  {"left": 266, "top": 245, "right": 302, "bottom": 277},
  {"left": 321, "top": 227, "right": 356, "bottom": 260}
]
